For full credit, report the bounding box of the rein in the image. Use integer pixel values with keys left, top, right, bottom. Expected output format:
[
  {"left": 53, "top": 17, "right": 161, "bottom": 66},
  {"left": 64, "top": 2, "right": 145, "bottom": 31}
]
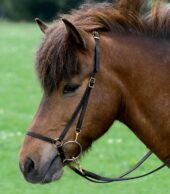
[{"left": 27, "top": 31, "right": 170, "bottom": 183}]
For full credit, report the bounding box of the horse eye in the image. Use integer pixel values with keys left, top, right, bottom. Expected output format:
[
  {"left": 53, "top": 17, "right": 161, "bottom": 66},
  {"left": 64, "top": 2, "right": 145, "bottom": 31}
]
[{"left": 63, "top": 84, "right": 80, "bottom": 94}]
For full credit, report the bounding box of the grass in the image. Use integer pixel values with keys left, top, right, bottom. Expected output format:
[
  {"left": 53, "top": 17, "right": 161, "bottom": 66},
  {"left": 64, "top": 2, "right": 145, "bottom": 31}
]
[{"left": 0, "top": 21, "right": 170, "bottom": 194}]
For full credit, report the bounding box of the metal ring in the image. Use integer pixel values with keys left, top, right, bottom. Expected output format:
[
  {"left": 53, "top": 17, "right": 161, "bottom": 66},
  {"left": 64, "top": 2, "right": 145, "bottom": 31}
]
[{"left": 62, "top": 141, "right": 82, "bottom": 163}]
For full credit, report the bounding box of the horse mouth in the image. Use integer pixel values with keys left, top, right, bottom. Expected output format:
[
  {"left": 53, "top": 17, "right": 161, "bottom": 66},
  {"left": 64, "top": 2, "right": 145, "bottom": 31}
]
[
  {"left": 41, "top": 155, "right": 64, "bottom": 184},
  {"left": 21, "top": 154, "right": 64, "bottom": 184}
]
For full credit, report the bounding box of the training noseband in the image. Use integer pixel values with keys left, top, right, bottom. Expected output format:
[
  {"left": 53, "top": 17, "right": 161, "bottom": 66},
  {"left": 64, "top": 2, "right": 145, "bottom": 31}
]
[{"left": 26, "top": 32, "right": 170, "bottom": 183}]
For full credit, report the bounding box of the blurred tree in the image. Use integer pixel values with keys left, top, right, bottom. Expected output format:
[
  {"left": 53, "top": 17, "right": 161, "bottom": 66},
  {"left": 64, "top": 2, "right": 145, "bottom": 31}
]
[
  {"left": 1, "top": 0, "right": 84, "bottom": 21},
  {"left": 0, "top": 0, "right": 6, "bottom": 18},
  {"left": 0, "top": 0, "right": 169, "bottom": 21}
]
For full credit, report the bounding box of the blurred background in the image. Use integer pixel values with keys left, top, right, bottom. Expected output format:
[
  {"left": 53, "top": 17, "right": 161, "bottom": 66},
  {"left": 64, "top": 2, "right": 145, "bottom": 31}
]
[
  {"left": 0, "top": 1, "right": 170, "bottom": 194},
  {"left": 0, "top": 0, "right": 114, "bottom": 21}
]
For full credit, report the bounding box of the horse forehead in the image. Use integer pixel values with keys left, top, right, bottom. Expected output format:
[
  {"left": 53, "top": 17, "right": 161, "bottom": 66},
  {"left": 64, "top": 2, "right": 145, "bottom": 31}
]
[{"left": 47, "top": 28, "right": 66, "bottom": 48}]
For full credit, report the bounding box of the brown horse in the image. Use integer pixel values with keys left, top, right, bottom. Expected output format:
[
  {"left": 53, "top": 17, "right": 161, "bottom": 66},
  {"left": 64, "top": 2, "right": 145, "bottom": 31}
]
[{"left": 19, "top": 0, "right": 170, "bottom": 184}]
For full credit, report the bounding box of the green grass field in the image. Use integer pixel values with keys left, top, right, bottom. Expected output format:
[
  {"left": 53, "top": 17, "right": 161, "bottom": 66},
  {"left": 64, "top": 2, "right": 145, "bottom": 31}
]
[{"left": 0, "top": 21, "right": 169, "bottom": 194}]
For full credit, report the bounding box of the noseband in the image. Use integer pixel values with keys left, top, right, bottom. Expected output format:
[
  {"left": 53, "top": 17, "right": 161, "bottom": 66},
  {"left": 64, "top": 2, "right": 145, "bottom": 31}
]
[{"left": 27, "top": 32, "right": 170, "bottom": 183}]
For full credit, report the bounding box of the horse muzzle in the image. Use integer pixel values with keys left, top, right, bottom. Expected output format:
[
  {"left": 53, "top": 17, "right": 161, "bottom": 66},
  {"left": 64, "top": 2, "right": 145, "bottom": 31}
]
[{"left": 19, "top": 154, "right": 63, "bottom": 184}]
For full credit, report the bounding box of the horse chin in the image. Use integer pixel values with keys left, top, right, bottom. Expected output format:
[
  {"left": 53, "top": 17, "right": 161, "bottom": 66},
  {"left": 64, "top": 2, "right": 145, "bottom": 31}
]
[
  {"left": 41, "top": 170, "right": 63, "bottom": 184},
  {"left": 41, "top": 156, "right": 64, "bottom": 184}
]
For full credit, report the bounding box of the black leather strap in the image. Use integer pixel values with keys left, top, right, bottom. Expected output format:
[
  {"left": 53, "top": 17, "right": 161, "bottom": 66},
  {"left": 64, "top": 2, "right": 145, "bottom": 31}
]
[
  {"left": 69, "top": 151, "right": 170, "bottom": 183},
  {"left": 58, "top": 31, "right": 100, "bottom": 140},
  {"left": 93, "top": 31, "right": 100, "bottom": 73},
  {"left": 58, "top": 86, "right": 90, "bottom": 140},
  {"left": 27, "top": 131, "right": 57, "bottom": 144}
]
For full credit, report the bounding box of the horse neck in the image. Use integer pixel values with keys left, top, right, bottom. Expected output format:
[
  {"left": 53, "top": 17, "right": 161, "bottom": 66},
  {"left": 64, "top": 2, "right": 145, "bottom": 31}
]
[{"left": 103, "top": 34, "right": 170, "bottom": 162}]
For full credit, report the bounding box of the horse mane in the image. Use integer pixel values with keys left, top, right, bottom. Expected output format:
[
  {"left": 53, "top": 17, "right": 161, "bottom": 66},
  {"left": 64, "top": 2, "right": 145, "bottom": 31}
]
[
  {"left": 36, "top": 0, "right": 170, "bottom": 94},
  {"left": 60, "top": 0, "right": 170, "bottom": 37}
]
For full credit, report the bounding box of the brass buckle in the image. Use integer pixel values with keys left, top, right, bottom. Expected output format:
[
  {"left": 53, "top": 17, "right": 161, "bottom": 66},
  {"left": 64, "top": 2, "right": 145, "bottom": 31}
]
[
  {"left": 53, "top": 138, "right": 63, "bottom": 148},
  {"left": 75, "top": 131, "right": 80, "bottom": 142},
  {"left": 93, "top": 31, "right": 100, "bottom": 40},
  {"left": 89, "top": 77, "right": 96, "bottom": 88},
  {"left": 73, "top": 157, "right": 85, "bottom": 175}
]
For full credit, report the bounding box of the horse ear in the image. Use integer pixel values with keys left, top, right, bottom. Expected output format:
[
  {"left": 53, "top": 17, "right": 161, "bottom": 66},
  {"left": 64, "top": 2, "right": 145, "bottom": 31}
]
[
  {"left": 62, "top": 19, "right": 86, "bottom": 49},
  {"left": 35, "top": 18, "right": 49, "bottom": 34}
]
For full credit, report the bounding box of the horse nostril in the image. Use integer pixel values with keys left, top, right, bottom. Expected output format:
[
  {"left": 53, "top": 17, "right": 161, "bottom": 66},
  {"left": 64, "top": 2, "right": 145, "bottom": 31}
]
[{"left": 23, "top": 157, "right": 35, "bottom": 174}]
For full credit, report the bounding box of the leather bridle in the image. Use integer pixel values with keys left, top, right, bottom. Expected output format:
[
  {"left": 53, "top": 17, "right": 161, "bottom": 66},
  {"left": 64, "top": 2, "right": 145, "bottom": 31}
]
[{"left": 27, "top": 31, "right": 170, "bottom": 183}]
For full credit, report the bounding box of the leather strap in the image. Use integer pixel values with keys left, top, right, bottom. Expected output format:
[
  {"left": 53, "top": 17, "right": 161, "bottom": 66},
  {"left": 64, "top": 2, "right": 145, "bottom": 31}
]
[
  {"left": 58, "top": 31, "right": 100, "bottom": 140},
  {"left": 68, "top": 151, "right": 170, "bottom": 183},
  {"left": 27, "top": 131, "right": 57, "bottom": 144}
]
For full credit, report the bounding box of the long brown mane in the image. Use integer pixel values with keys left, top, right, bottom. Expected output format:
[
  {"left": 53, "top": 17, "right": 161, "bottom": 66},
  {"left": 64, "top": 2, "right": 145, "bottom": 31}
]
[{"left": 36, "top": 0, "right": 170, "bottom": 94}]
